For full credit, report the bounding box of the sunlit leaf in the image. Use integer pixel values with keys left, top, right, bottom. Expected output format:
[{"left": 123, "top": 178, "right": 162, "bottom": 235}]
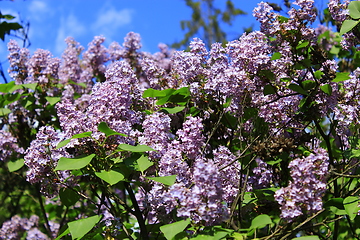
[
  {"left": 95, "top": 170, "right": 124, "bottom": 185},
  {"left": 7, "top": 158, "right": 24, "bottom": 172},
  {"left": 137, "top": 155, "right": 153, "bottom": 173},
  {"left": 55, "top": 154, "right": 95, "bottom": 171},
  {"left": 340, "top": 19, "right": 360, "bottom": 35},
  {"left": 332, "top": 72, "right": 350, "bottom": 82},
  {"left": 118, "top": 144, "right": 155, "bottom": 152},
  {"left": 98, "top": 122, "right": 127, "bottom": 137},
  {"left": 288, "top": 83, "right": 308, "bottom": 95},
  {"left": 291, "top": 236, "right": 320, "bottom": 240},
  {"left": 0, "top": 108, "right": 11, "bottom": 116},
  {"left": 320, "top": 84, "right": 332, "bottom": 95},
  {"left": 68, "top": 215, "right": 101, "bottom": 240},
  {"left": 160, "top": 218, "right": 190, "bottom": 240},
  {"left": 349, "top": 1, "right": 360, "bottom": 19},
  {"left": 147, "top": 175, "right": 177, "bottom": 186},
  {"left": 45, "top": 96, "right": 61, "bottom": 105},
  {"left": 344, "top": 196, "right": 359, "bottom": 220},
  {"left": 249, "top": 214, "right": 273, "bottom": 229},
  {"left": 160, "top": 106, "right": 185, "bottom": 114}
]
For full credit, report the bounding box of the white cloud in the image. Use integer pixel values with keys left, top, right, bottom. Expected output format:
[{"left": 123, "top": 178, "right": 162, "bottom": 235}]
[
  {"left": 28, "top": 0, "right": 50, "bottom": 21},
  {"left": 55, "top": 14, "right": 86, "bottom": 55},
  {"left": 92, "top": 8, "right": 133, "bottom": 38}
]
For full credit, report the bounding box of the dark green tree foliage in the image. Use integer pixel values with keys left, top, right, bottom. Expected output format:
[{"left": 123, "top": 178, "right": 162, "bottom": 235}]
[{"left": 172, "top": 0, "right": 246, "bottom": 48}]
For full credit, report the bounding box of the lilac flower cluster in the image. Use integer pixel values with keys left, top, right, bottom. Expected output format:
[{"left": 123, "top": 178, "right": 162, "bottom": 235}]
[
  {"left": 274, "top": 148, "right": 329, "bottom": 220},
  {"left": 0, "top": 215, "right": 49, "bottom": 240},
  {"left": 24, "top": 126, "right": 73, "bottom": 197},
  {"left": 0, "top": 130, "right": 24, "bottom": 162},
  {"left": 7, "top": 40, "right": 30, "bottom": 84}
]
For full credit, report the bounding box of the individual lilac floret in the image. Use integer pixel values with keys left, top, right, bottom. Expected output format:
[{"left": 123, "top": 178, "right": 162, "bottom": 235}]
[
  {"left": 138, "top": 112, "right": 172, "bottom": 159},
  {"left": 177, "top": 116, "right": 205, "bottom": 160},
  {"left": 24, "top": 126, "right": 72, "bottom": 197},
  {"left": 0, "top": 130, "right": 24, "bottom": 162},
  {"left": 7, "top": 39, "right": 30, "bottom": 84},
  {"left": 274, "top": 148, "right": 329, "bottom": 220}
]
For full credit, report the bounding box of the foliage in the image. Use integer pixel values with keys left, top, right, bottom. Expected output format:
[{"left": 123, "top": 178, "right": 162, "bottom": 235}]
[
  {"left": 172, "top": 0, "right": 246, "bottom": 49},
  {"left": 2, "top": 1, "right": 360, "bottom": 240}
]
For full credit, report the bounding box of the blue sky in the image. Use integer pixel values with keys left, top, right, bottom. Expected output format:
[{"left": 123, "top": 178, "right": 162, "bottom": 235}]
[{"left": 0, "top": 0, "right": 288, "bottom": 57}]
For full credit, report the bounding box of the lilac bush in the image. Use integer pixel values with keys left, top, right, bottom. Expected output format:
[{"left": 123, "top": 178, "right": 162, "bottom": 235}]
[{"left": 1, "top": 1, "right": 360, "bottom": 239}]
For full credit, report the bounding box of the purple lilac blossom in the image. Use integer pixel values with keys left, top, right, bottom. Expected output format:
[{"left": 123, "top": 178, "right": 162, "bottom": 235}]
[
  {"left": 81, "top": 36, "right": 109, "bottom": 81},
  {"left": 0, "top": 215, "right": 49, "bottom": 240},
  {"left": 0, "top": 130, "right": 24, "bottom": 162},
  {"left": 7, "top": 39, "right": 30, "bottom": 84},
  {"left": 328, "top": 0, "right": 350, "bottom": 23},
  {"left": 24, "top": 126, "right": 73, "bottom": 197},
  {"left": 177, "top": 116, "right": 205, "bottom": 160},
  {"left": 274, "top": 148, "right": 329, "bottom": 220},
  {"left": 138, "top": 112, "right": 172, "bottom": 159}
]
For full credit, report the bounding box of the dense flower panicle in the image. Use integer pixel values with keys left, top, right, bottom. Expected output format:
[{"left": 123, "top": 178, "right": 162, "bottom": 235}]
[
  {"left": 177, "top": 116, "right": 205, "bottom": 160},
  {"left": 212, "top": 146, "right": 240, "bottom": 202},
  {"left": 123, "top": 32, "right": 142, "bottom": 51},
  {"left": 24, "top": 126, "right": 72, "bottom": 197},
  {"left": 247, "top": 158, "right": 273, "bottom": 191},
  {"left": 82, "top": 36, "right": 109, "bottom": 80},
  {"left": 190, "top": 38, "right": 208, "bottom": 62},
  {"left": 275, "top": 148, "right": 329, "bottom": 220},
  {"left": 26, "top": 49, "right": 61, "bottom": 87},
  {"left": 175, "top": 159, "right": 229, "bottom": 225},
  {"left": 7, "top": 39, "right": 30, "bottom": 84},
  {"left": 58, "top": 37, "right": 91, "bottom": 93},
  {"left": 328, "top": 0, "right": 350, "bottom": 23},
  {"left": 0, "top": 130, "right": 24, "bottom": 162},
  {"left": 138, "top": 112, "right": 172, "bottom": 159},
  {"left": 108, "top": 41, "right": 126, "bottom": 61},
  {"left": 253, "top": 2, "right": 281, "bottom": 35},
  {"left": 139, "top": 57, "right": 166, "bottom": 88},
  {"left": 204, "top": 42, "right": 229, "bottom": 95},
  {"left": 0, "top": 215, "right": 49, "bottom": 240},
  {"left": 291, "top": 0, "right": 316, "bottom": 22}
]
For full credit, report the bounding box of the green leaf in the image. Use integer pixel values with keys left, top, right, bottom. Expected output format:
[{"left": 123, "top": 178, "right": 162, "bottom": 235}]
[
  {"left": 54, "top": 228, "right": 70, "bottom": 240},
  {"left": 332, "top": 72, "right": 351, "bottom": 82},
  {"left": 0, "top": 108, "right": 11, "bottom": 116},
  {"left": 160, "top": 218, "right": 190, "bottom": 240},
  {"left": 296, "top": 41, "right": 309, "bottom": 49},
  {"left": 271, "top": 52, "right": 282, "bottom": 60},
  {"left": 147, "top": 175, "right": 177, "bottom": 186},
  {"left": 118, "top": 144, "right": 155, "bottom": 152},
  {"left": 161, "top": 106, "right": 185, "bottom": 114},
  {"left": 55, "top": 154, "right": 95, "bottom": 171},
  {"left": 137, "top": 155, "right": 154, "bottom": 173},
  {"left": 320, "top": 84, "right": 332, "bottom": 95},
  {"left": 344, "top": 196, "right": 359, "bottom": 220},
  {"left": 56, "top": 131, "right": 92, "bottom": 149},
  {"left": 340, "top": 19, "right": 360, "bottom": 35},
  {"left": 288, "top": 83, "right": 308, "bottom": 95},
  {"left": 249, "top": 214, "right": 273, "bottom": 230},
  {"left": 45, "top": 97, "right": 61, "bottom": 105},
  {"left": 59, "top": 188, "right": 80, "bottom": 207},
  {"left": 263, "top": 85, "right": 276, "bottom": 95},
  {"left": 142, "top": 88, "right": 167, "bottom": 98},
  {"left": 1, "top": 14, "right": 16, "bottom": 20},
  {"left": 314, "top": 70, "right": 324, "bottom": 79},
  {"left": 7, "top": 158, "right": 24, "bottom": 172},
  {"left": 68, "top": 215, "right": 101, "bottom": 240},
  {"left": 302, "top": 80, "right": 316, "bottom": 91},
  {"left": 95, "top": 170, "right": 124, "bottom": 185},
  {"left": 97, "top": 122, "right": 127, "bottom": 137},
  {"left": 21, "top": 83, "right": 37, "bottom": 91},
  {"left": 349, "top": 1, "right": 360, "bottom": 19},
  {"left": 291, "top": 236, "right": 320, "bottom": 240},
  {"left": 0, "top": 81, "right": 16, "bottom": 93}
]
